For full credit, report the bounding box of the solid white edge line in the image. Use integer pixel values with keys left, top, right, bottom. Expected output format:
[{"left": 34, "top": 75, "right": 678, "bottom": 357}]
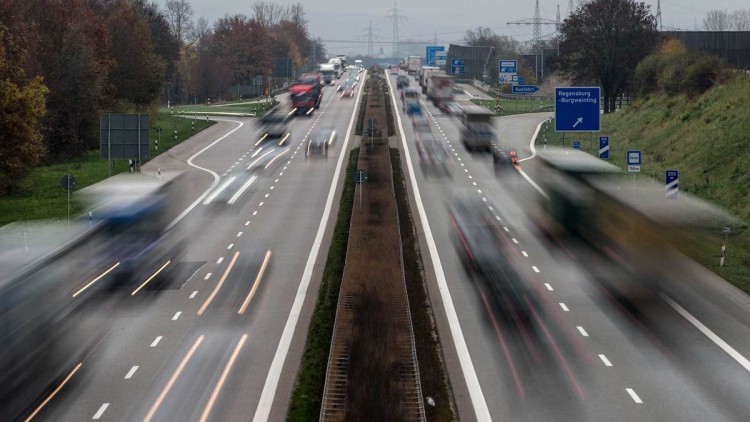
[
  {"left": 166, "top": 120, "right": 244, "bottom": 231},
  {"left": 626, "top": 388, "right": 643, "bottom": 404},
  {"left": 388, "top": 71, "right": 491, "bottom": 420},
  {"left": 253, "top": 71, "right": 368, "bottom": 422},
  {"left": 662, "top": 294, "right": 750, "bottom": 373},
  {"left": 92, "top": 403, "right": 110, "bottom": 419}
]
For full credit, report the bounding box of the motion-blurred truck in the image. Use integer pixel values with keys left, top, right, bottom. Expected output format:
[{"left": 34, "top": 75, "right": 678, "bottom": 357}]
[
  {"left": 460, "top": 104, "right": 496, "bottom": 153},
  {"left": 407, "top": 55, "right": 421, "bottom": 75},
  {"left": 290, "top": 74, "right": 322, "bottom": 116},
  {"left": 319, "top": 63, "right": 336, "bottom": 84},
  {"left": 427, "top": 73, "right": 454, "bottom": 107}
]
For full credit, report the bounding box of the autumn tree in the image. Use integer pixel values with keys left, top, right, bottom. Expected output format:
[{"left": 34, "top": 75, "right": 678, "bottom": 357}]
[
  {"left": 0, "top": 26, "right": 47, "bottom": 194},
  {"left": 557, "top": 0, "right": 658, "bottom": 113},
  {"left": 106, "top": 0, "right": 166, "bottom": 106}
]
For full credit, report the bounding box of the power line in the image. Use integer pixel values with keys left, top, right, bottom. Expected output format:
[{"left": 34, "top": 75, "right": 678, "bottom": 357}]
[
  {"left": 359, "top": 20, "right": 382, "bottom": 57},
  {"left": 385, "top": 2, "right": 407, "bottom": 57}
]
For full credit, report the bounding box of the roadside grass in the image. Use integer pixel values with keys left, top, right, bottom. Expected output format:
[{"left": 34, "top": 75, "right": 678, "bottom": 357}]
[
  {"left": 471, "top": 97, "right": 554, "bottom": 116},
  {"left": 538, "top": 74, "right": 750, "bottom": 293},
  {"left": 164, "top": 100, "right": 276, "bottom": 115},
  {"left": 0, "top": 113, "right": 214, "bottom": 226},
  {"left": 287, "top": 148, "right": 358, "bottom": 421}
]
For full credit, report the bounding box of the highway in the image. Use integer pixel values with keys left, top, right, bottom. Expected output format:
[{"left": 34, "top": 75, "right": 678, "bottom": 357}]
[
  {"left": 32, "top": 72, "right": 365, "bottom": 421},
  {"left": 385, "top": 72, "right": 750, "bottom": 421}
]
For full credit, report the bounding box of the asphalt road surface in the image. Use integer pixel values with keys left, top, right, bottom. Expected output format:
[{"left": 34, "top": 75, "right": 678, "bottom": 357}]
[
  {"left": 34, "top": 71, "right": 365, "bottom": 421},
  {"left": 386, "top": 72, "right": 750, "bottom": 421}
]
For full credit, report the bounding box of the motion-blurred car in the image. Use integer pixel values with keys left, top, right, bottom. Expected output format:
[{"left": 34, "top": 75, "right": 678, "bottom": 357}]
[
  {"left": 453, "top": 84, "right": 465, "bottom": 94},
  {"left": 390, "top": 67, "right": 399, "bottom": 75},
  {"left": 410, "top": 113, "right": 430, "bottom": 132},
  {"left": 341, "top": 84, "right": 355, "bottom": 98},
  {"left": 258, "top": 109, "right": 290, "bottom": 141},
  {"left": 492, "top": 145, "right": 520, "bottom": 171},
  {"left": 415, "top": 131, "right": 450, "bottom": 168},
  {"left": 397, "top": 75, "right": 409, "bottom": 89},
  {"left": 437, "top": 100, "right": 463, "bottom": 115},
  {"left": 307, "top": 127, "right": 337, "bottom": 157}
]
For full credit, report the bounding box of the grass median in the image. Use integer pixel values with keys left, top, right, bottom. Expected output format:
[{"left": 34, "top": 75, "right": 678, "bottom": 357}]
[{"left": 0, "top": 113, "right": 214, "bottom": 226}]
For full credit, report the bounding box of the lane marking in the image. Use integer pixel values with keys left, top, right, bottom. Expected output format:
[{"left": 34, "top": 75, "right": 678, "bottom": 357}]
[
  {"left": 165, "top": 120, "right": 244, "bottom": 232},
  {"left": 72, "top": 262, "right": 120, "bottom": 298},
  {"left": 522, "top": 251, "right": 528, "bottom": 257},
  {"left": 662, "top": 294, "right": 750, "bottom": 373},
  {"left": 199, "top": 251, "right": 240, "bottom": 315},
  {"left": 532, "top": 266, "right": 540, "bottom": 273},
  {"left": 238, "top": 250, "right": 272, "bottom": 314},
  {"left": 131, "top": 260, "right": 171, "bottom": 296},
  {"left": 245, "top": 221, "right": 250, "bottom": 226},
  {"left": 204, "top": 273, "right": 212, "bottom": 280},
  {"left": 237, "top": 232, "right": 243, "bottom": 237},
  {"left": 150, "top": 336, "right": 162, "bottom": 347},
  {"left": 518, "top": 118, "right": 548, "bottom": 162},
  {"left": 577, "top": 326, "right": 589, "bottom": 337},
  {"left": 23, "top": 363, "right": 82, "bottom": 422},
  {"left": 144, "top": 336, "right": 204, "bottom": 422},
  {"left": 227, "top": 243, "right": 234, "bottom": 250},
  {"left": 172, "top": 312, "right": 181, "bottom": 321},
  {"left": 203, "top": 176, "right": 237, "bottom": 205},
  {"left": 252, "top": 211, "right": 258, "bottom": 216},
  {"left": 216, "top": 257, "right": 224, "bottom": 264},
  {"left": 560, "top": 303, "right": 570, "bottom": 312},
  {"left": 599, "top": 354, "right": 613, "bottom": 367},
  {"left": 199, "top": 334, "right": 249, "bottom": 422},
  {"left": 92, "top": 403, "right": 109, "bottom": 420},
  {"left": 503, "top": 226, "right": 509, "bottom": 232},
  {"left": 124, "top": 366, "right": 139, "bottom": 379},
  {"left": 254, "top": 70, "right": 371, "bottom": 422},
  {"left": 189, "top": 291, "right": 198, "bottom": 299},
  {"left": 512, "top": 238, "right": 519, "bottom": 244},
  {"left": 545, "top": 283, "right": 553, "bottom": 291},
  {"left": 626, "top": 388, "right": 643, "bottom": 404}
]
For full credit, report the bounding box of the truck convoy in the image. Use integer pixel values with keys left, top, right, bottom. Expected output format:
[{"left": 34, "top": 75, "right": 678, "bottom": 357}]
[
  {"left": 407, "top": 55, "right": 421, "bottom": 75},
  {"left": 290, "top": 73, "right": 322, "bottom": 115},
  {"left": 319, "top": 63, "right": 336, "bottom": 84}
]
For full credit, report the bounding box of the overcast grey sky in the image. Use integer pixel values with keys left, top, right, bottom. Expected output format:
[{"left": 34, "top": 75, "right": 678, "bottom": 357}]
[{"left": 169, "top": 0, "right": 748, "bottom": 56}]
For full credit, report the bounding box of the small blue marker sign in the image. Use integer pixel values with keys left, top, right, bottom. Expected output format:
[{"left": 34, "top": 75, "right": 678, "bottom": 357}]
[
  {"left": 666, "top": 170, "right": 679, "bottom": 199},
  {"left": 599, "top": 136, "right": 609, "bottom": 160},
  {"left": 572, "top": 141, "right": 581, "bottom": 150},
  {"left": 627, "top": 150, "right": 641, "bottom": 173}
]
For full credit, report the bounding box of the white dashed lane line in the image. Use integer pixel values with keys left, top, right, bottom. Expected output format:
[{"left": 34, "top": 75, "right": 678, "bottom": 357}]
[
  {"left": 92, "top": 403, "right": 109, "bottom": 420},
  {"left": 522, "top": 251, "right": 528, "bottom": 257},
  {"left": 227, "top": 244, "right": 234, "bottom": 250},
  {"left": 204, "top": 273, "right": 212, "bottom": 280},
  {"left": 245, "top": 221, "right": 250, "bottom": 226},
  {"left": 577, "top": 326, "right": 589, "bottom": 337},
  {"left": 216, "top": 257, "right": 224, "bottom": 264},
  {"left": 124, "top": 366, "right": 139, "bottom": 379},
  {"left": 150, "top": 336, "right": 162, "bottom": 347},
  {"left": 237, "top": 232, "right": 243, "bottom": 237},
  {"left": 545, "top": 283, "right": 553, "bottom": 291},
  {"left": 532, "top": 266, "right": 540, "bottom": 273},
  {"left": 172, "top": 312, "right": 182, "bottom": 321},
  {"left": 626, "top": 388, "right": 643, "bottom": 404},
  {"left": 189, "top": 291, "right": 198, "bottom": 299},
  {"left": 599, "top": 354, "right": 613, "bottom": 367},
  {"left": 512, "top": 238, "right": 519, "bottom": 244},
  {"left": 560, "top": 303, "right": 570, "bottom": 312}
]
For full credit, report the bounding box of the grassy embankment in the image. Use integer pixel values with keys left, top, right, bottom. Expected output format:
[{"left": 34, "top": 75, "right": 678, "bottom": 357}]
[
  {"left": 471, "top": 97, "right": 554, "bottom": 116},
  {"left": 540, "top": 74, "right": 750, "bottom": 293},
  {"left": 0, "top": 113, "right": 214, "bottom": 226},
  {"left": 164, "top": 99, "right": 277, "bottom": 116}
]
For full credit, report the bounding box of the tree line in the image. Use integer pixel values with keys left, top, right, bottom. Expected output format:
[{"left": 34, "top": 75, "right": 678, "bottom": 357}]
[{"left": 0, "top": 0, "right": 317, "bottom": 195}]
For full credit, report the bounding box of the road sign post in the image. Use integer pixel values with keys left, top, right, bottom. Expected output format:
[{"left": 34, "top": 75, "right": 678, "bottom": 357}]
[
  {"left": 599, "top": 136, "right": 610, "bottom": 160},
  {"left": 61, "top": 175, "right": 76, "bottom": 227},
  {"left": 666, "top": 169, "right": 679, "bottom": 199},
  {"left": 555, "top": 87, "right": 601, "bottom": 132}
]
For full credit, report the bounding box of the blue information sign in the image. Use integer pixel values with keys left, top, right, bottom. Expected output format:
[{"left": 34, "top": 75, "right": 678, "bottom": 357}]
[
  {"left": 518, "top": 76, "right": 524, "bottom": 85},
  {"left": 666, "top": 170, "right": 679, "bottom": 199},
  {"left": 512, "top": 85, "right": 539, "bottom": 94},
  {"left": 627, "top": 150, "right": 641, "bottom": 173},
  {"left": 572, "top": 141, "right": 581, "bottom": 150},
  {"left": 599, "top": 136, "right": 609, "bottom": 160},
  {"left": 498, "top": 60, "right": 517, "bottom": 73},
  {"left": 426, "top": 46, "right": 445, "bottom": 67},
  {"left": 451, "top": 58, "right": 465, "bottom": 75},
  {"left": 554, "top": 87, "right": 601, "bottom": 132}
]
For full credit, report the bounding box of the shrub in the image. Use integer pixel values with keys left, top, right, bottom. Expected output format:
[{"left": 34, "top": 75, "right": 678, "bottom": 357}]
[{"left": 685, "top": 55, "right": 725, "bottom": 96}]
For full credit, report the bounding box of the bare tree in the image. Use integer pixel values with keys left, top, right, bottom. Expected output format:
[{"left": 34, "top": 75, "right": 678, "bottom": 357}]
[
  {"left": 252, "top": 2, "right": 287, "bottom": 27},
  {"left": 704, "top": 9, "right": 730, "bottom": 30},
  {"left": 287, "top": 3, "right": 307, "bottom": 28},
  {"left": 165, "top": 0, "right": 194, "bottom": 46},
  {"left": 730, "top": 9, "right": 750, "bottom": 30}
]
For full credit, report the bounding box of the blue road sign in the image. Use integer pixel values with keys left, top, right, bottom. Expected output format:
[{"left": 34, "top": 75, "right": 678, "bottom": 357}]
[
  {"left": 599, "top": 136, "right": 610, "bottom": 159},
  {"left": 518, "top": 76, "right": 525, "bottom": 85},
  {"left": 435, "top": 51, "right": 447, "bottom": 66},
  {"left": 666, "top": 170, "right": 679, "bottom": 199},
  {"left": 512, "top": 85, "right": 540, "bottom": 94},
  {"left": 627, "top": 150, "right": 641, "bottom": 173},
  {"left": 426, "top": 46, "right": 444, "bottom": 66},
  {"left": 554, "top": 87, "right": 601, "bottom": 132},
  {"left": 499, "top": 60, "right": 517, "bottom": 74},
  {"left": 451, "top": 58, "right": 465, "bottom": 75},
  {"left": 572, "top": 141, "right": 581, "bottom": 150}
]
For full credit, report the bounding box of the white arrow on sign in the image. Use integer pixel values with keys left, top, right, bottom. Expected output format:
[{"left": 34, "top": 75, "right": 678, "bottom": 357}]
[{"left": 572, "top": 117, "right": 583, "bottom": 128}]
